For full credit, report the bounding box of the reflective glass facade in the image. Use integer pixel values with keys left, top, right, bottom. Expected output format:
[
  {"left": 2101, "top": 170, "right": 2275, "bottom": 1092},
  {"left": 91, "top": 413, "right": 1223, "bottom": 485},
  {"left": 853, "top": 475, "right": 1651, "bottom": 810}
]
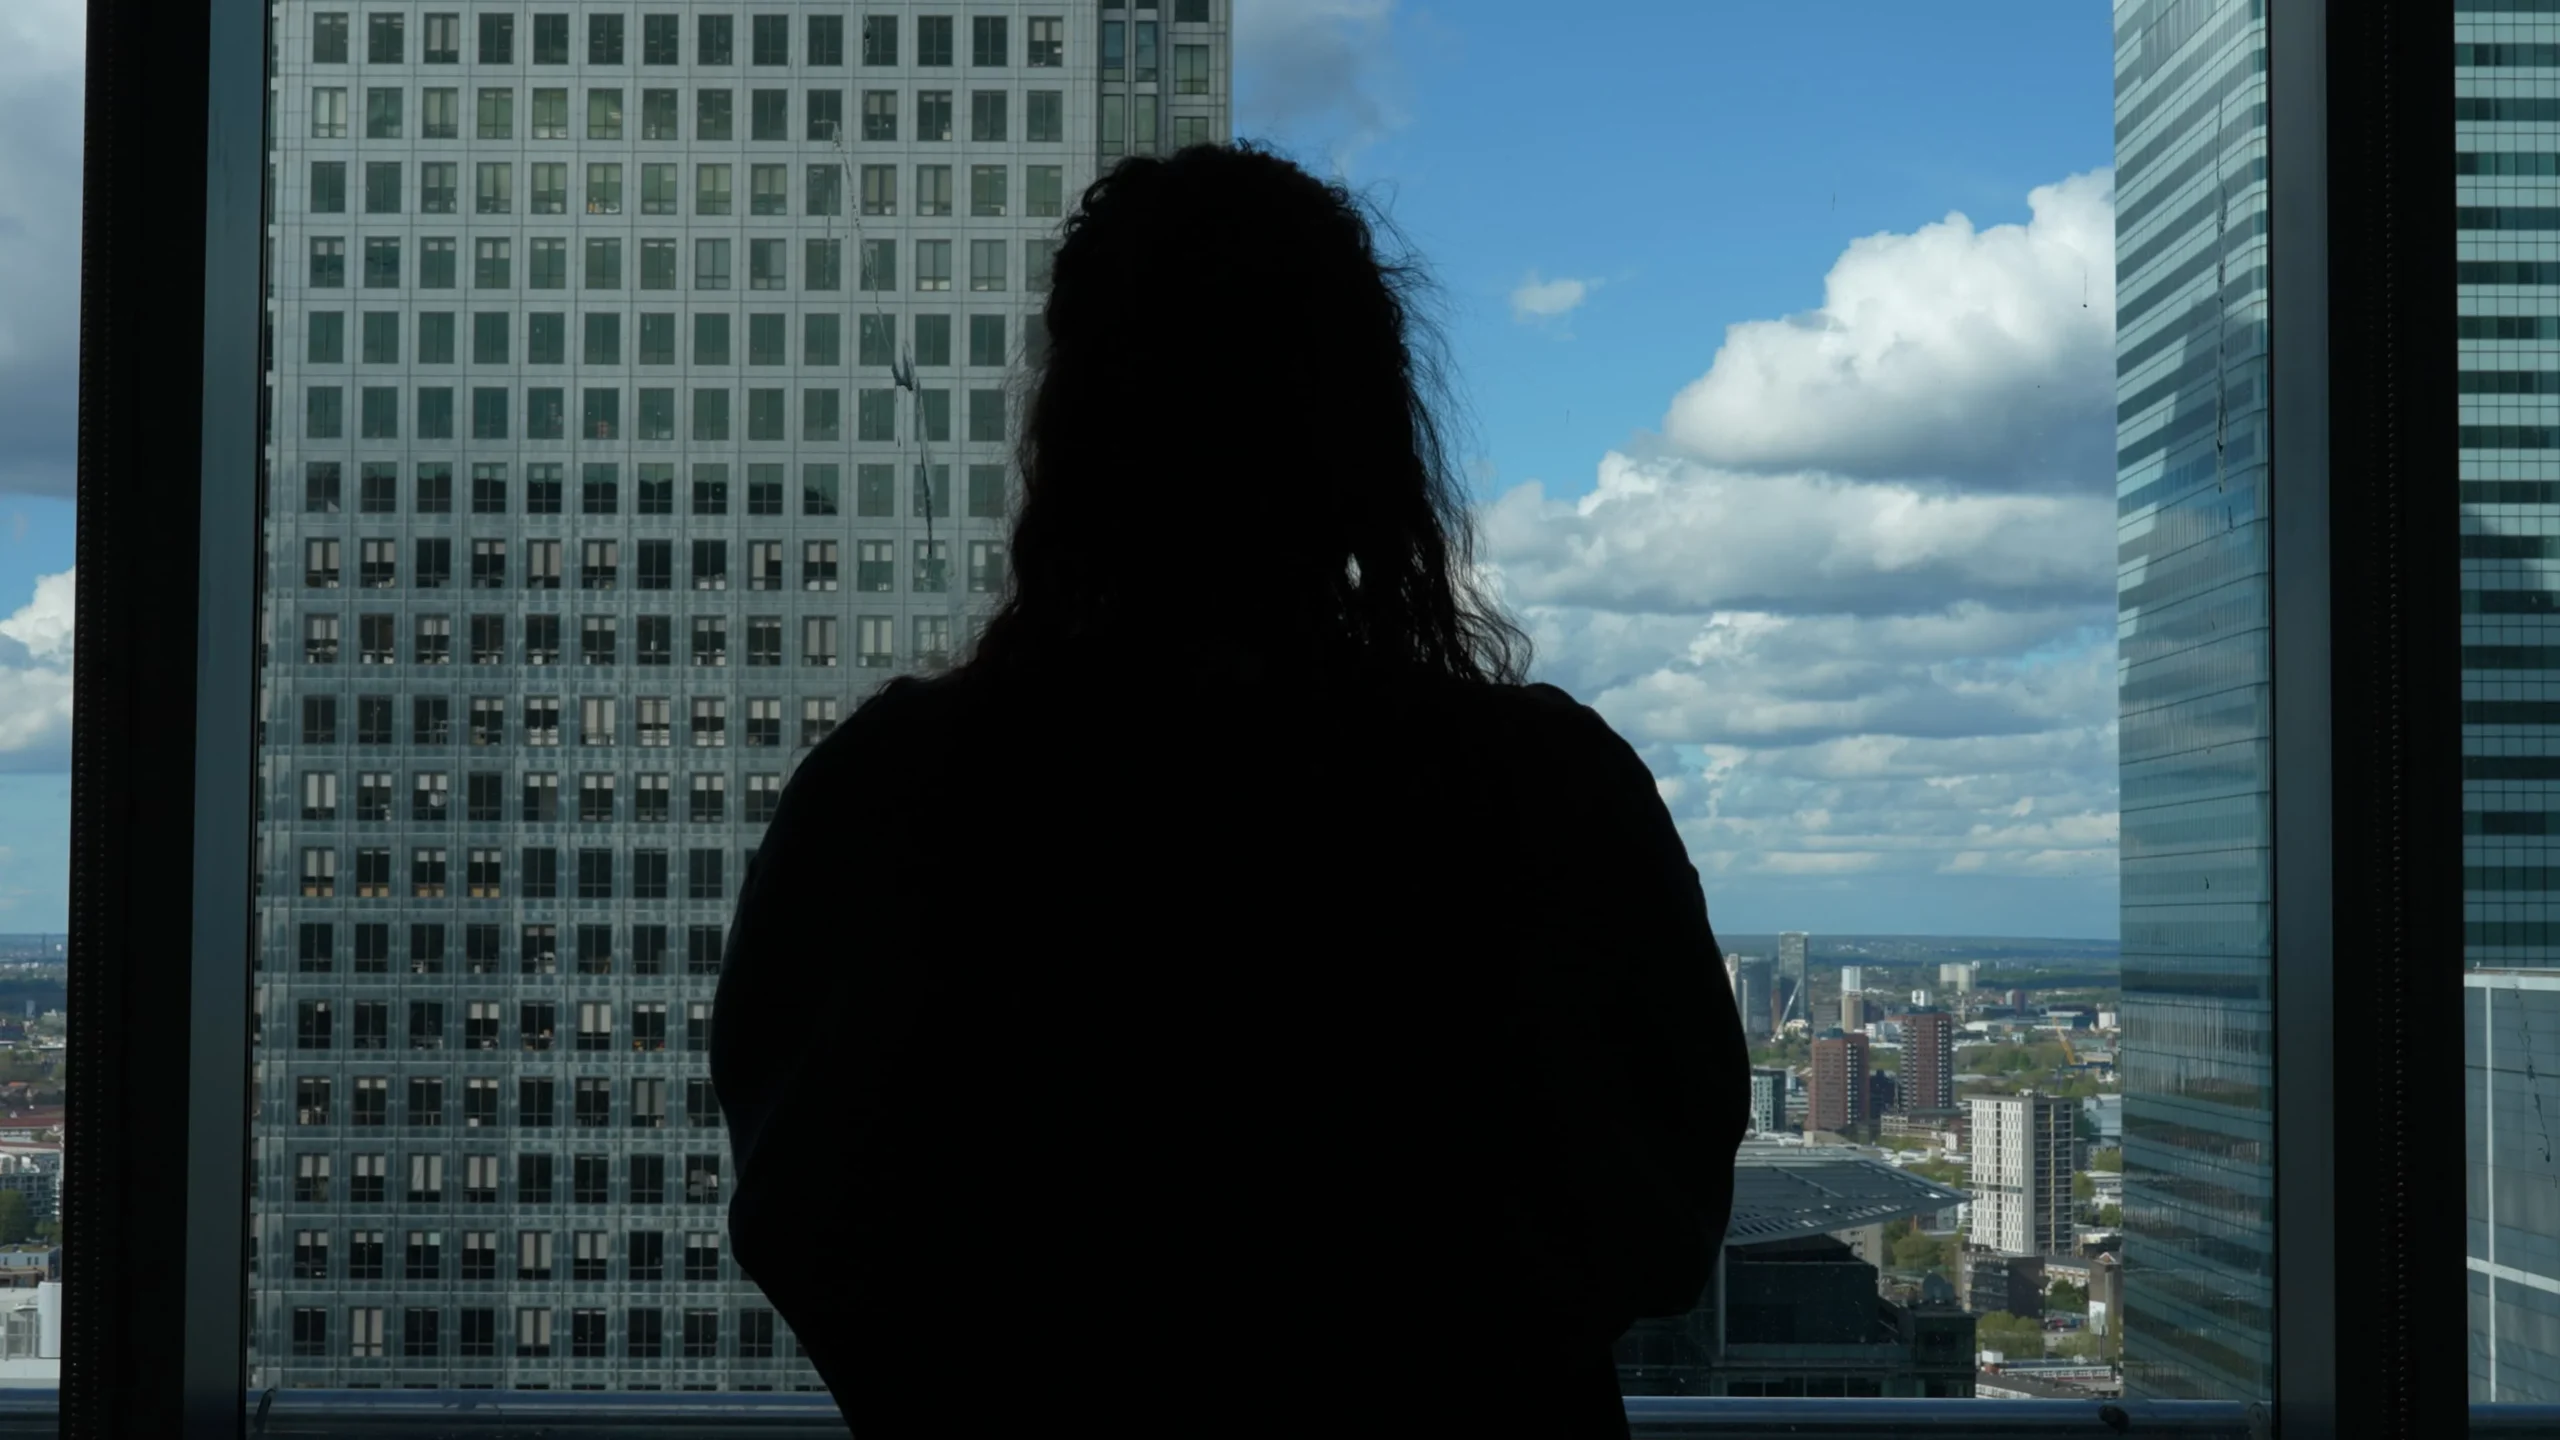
[
  {"left": 2460, "top": 2, "right": 2560, "bottom": 1404},
  {"left": 2111, "top": 0, "right": 2273, "bottom": 1403},
  {"left": 247, "top": 0, "right": 1232, "bottom": 1389}
]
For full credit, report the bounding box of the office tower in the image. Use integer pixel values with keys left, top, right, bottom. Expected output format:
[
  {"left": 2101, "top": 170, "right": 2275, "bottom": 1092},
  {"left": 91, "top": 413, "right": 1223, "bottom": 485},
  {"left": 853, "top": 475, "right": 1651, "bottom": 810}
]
[
  {"left": 1968, "top": 1092, "right": 2072, "bottom": 1259},
  {"left": 249, "top": 1, "right": 1233, "bottom": 1388},
  {"left": 2458, "top": 12, "right": 2560, "bottom": 1404},
  {"left": 1839, "top": 965, "right": 1863, "bottom": 995},
  {"left": 2114, "top": 0, "right": 2274, "bottom": 1401},
  {"left": 1730, "top": 955, "right": 1774, "bottom": 1043},
  {"left": 1807, "top": 1031, "right": 1870, "bottom": 1136},
  {"left": 1903, "top": 1008, "right": 1955, "bottom": 1114},
  {"left": 1777, "top": 932, "right": 1809, "bottom": 1027},
  {"left": 1747, "top": 1067, "right": 1786, "bottom": 1136},
  {"left": 1936, "top": 962, "right": 1979, "bottom": 994}
]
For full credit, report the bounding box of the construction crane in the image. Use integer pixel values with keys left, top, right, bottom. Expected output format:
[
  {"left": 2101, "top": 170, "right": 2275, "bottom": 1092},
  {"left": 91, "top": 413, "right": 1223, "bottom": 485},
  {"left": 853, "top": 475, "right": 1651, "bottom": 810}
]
[{"left": 2056, "top": 1029, "right": 2079, "bottom": 1069}]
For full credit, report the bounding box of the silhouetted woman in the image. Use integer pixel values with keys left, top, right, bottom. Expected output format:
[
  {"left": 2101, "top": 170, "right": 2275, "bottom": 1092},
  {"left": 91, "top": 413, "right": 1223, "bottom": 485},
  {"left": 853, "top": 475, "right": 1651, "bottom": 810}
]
[{"left": 712, "top": 142, "right": 1749, "bottom": 1439}]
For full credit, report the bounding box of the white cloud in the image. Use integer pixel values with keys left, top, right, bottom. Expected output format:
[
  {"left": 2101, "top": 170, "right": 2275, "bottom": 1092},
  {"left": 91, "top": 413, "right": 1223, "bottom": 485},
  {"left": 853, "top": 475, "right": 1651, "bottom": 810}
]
[
  {"left": 1234, "top": 0, "right": 1402, "bottom": 175},
  {"left": 1664, "top": 169, "right": 2117, "bottom": 493},
  {"left": 0, "top": 569, "right": 72, "bottom": 771},
  {"left": 1481, "top": 452, "right": 2114, "bottom": 619},
  {"left": 0, "top": 0, "right": 87, "bottom": 497},
  {"left": 1510, "top": 272, "right": 1597, "bottom": 322},
  {"left": 1478, "top": 173, "right": 2123, "bottom": 926}
]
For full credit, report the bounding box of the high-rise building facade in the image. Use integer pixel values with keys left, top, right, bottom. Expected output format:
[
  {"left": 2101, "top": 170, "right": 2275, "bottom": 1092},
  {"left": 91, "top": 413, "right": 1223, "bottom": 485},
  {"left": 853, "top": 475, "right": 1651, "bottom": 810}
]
[
  {"left": 1747, "top": 1067, "right": 1786, "bottom": 1136},
  {"left": 2459, "top": 8, "right": 2560, "bottom": 1405},
  {"left": 1807, "top": 1031, "right": 1870, "bottom": 1136},
  {"left": 2111, "top": 0, "right": 2275, "bottom": 1403},
  {"left": 248, "top": 0, "right": 1233, "bottom": 1389},
  {"left": 1968, "top": 1092, "right": 2072, "bottom": 1260},
  {"left": 1903, "top": 1008, "right": 1955, "bottom": 1114},
  {"left": 1729, "top": 954, "right": 1774, "bottom": 1043},
  {"left": 1777, "top": 932, "right": 1809, "bottom": 1028}
]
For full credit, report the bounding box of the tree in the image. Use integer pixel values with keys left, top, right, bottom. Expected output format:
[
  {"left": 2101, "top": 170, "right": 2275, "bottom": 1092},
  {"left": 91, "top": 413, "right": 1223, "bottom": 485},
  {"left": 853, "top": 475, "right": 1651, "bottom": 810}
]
[
  {"left": 2047, "top": 1279, "right": 2087, "bottom": 1312},
  {"left": 1976, "top": 1312, "right": 2046, "bottom": 1357},
  {"left": 2073, "top": 1172, "right": 2095, "bottom": 1203},
  {"left": 2090, "top": 1149, "right": 2124, "bottom": 1173},
  {"left": 0, "top": 1191, "right": 35, "bottom": 1246},
  {"left": 1891, "top": 1229, "right": 1946, "bottom": 1275},
  {"left": 2092, "top": 1204, "right": 2124, "bottom": 1227}
]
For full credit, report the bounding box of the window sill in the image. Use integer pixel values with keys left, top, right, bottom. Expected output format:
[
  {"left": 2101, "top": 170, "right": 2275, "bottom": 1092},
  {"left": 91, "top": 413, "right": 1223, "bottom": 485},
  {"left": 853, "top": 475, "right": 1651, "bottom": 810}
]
[{"left": 0, "top": 1391, "right": 2311, "bottom": 1438}]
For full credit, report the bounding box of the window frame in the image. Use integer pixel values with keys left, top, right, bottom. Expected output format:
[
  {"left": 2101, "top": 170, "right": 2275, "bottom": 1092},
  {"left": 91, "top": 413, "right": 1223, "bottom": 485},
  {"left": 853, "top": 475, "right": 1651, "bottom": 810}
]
[{"left": 66, "top": 0, "right": 2468, "bottom": 1435}]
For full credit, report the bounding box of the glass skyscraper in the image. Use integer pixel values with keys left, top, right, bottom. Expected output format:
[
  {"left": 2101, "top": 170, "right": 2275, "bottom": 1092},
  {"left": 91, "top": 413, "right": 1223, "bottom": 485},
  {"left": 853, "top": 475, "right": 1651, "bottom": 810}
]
[
  {"left": 2460, "top": 4, "right": 2560, "bottom": 1406},
  {"left": 247, "top": 0, "right": 1231, "bottom": 1388},
  {"left": 2112, "top": 0, "right": 2274, "bottom": 1404}
]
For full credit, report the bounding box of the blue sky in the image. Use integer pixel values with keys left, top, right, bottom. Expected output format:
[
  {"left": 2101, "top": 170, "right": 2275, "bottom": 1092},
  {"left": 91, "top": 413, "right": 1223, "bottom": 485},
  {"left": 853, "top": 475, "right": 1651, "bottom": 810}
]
[
  {"left": 0, "top": 1, "right": 2119, "bottom": 938},
  {"left": 1237, "top": 1, "right": 2121, "bottom": 938}
]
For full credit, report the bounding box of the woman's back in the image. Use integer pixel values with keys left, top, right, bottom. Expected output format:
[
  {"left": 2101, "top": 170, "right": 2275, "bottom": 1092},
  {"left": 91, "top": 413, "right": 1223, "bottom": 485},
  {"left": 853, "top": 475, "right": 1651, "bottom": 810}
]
[{"left": 714, "top": 661, "right": 1749, "bottom": 1436}]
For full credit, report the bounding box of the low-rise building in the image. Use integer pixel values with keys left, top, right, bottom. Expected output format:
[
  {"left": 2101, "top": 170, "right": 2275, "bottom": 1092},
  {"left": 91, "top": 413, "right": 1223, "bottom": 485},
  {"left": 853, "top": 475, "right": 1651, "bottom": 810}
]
[{"left": 1616, "top": 1145, "right": 1976, "bottom": 1398}]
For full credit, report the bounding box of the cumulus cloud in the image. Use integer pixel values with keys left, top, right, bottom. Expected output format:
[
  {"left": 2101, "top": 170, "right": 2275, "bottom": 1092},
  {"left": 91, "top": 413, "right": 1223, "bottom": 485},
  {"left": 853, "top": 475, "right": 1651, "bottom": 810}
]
[
  {"left": 1481, "top": 452, "right": 2113, "bottom": 620},
  {"left": 0, "top": 0, "right": 87, "bottom": 497},
  {"left": 0, "top": 569, "right": 73, "bottom": 771},
  {"left": 1510, "top": 273, "right": 1597, "bottom": 322},
  {"left": 1664, "top": 169, "right": 2116, "bottom": 494},
  {"left": 1234, "top": 0, "right": 1402, "bottom": 173},
  {"left": 1478, "top": 173, "right": 2122, "bottom": 925}
]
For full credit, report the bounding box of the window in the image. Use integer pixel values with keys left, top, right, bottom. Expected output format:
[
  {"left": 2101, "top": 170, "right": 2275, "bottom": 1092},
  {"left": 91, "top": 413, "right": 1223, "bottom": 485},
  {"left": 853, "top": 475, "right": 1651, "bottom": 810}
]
[
  {"left": 1173, "top": 114, "right": 1212, "bottom": 148},
  {"left": 1027, "top": 89, "right": 1062, "bottom": 142},
  {"left": 862, "top": 89, "right": 897, "bottom": 141},
  {"left": 697, "top": 158, "right": 734, "bottom": 209},
  {"left": 587, "top": 162, "right": 622, "bottom": 215},
  {"left": 642, "top": 87, "right": 678, "bottom": 138},
  {"left": 972, "top": 90, "right": 1007, "bottom": 143},
  {"left": 1176, "top": 43, "right": 1210, "bottom": 95},
  {"left": 1028, "top": 237, "right": 1057, "bottom": 292},
  {"left": 751, "top": 12, "right": 788, "bottom": 65},
  {"left": 531, "top": 86, "right": 568, "bottom": 138},
  {"left": 804, "top": 616, "right": 840, "bottom": 667},
  {"left": 807, "top": 161, "right": 843, "bottom": 216},
  {"left": 312, "top": 86, "right": 348, "bottom": 139},
  {"left": 1028, "top": 16, "right": 1064, "bottom": 66},
  {"left": 368, "top": 11, "right": 404, "bottom": 63},
  {"left": 971, "top": 163, "right": 1006, "bottom": 216},
  {"left": 973, "top": 15, "right": 1009, "bottom": 67},
  {"left": 695, "top": 238, "right": 732, "bottom": 290},
  {"left": 919, "top": 239, "right": 952, "bottom": 292},
  {"left": 420, "top": 161, "right": 456, "bottom": 213},
  {"left": 751, "top": 88, "right": 788, "bottom": 140},
  {"left": 810, "top": 14, "right": 845, "bottom": 67},
  {"left": 366, "top": 86, "right": 402, "bottom": 139},
  {"left": 588, "top": 12, "right": 624, "bottom": 65},
  {"left": 1101, "top": 91, "right": 1126, "bottom": 154},
  {"left": 476, "top": 160, "right": 514, "bottom": 216},
  {"left": 532, "top": 11, "right": 568, "bottom": 64},
  {"left": 698, "top": 12, "right": 732, "bottom": 64},
  {"left": 697, "top": 86, "right": 733, "bottom": 140},
  {"left": 862, "top": 14, "right": 898, "bottom": 66},
  {"left": 751, "top": 163, "right": 788, "bottom": 215},
  {"left": 917, "top": 89, "right": 953, "bottom": 141},
  {"left": 477, "top": 86, "right": 512, "bottom": 138},
  {"left": 313, "top": 12, "right": 349, "bottom": 62},
  {"left": 364, "top": 160, "right": 404, "bottom": 214},
  {"left": 644, "top": 13, "right": 680, "bottom": 65},
  {"left": 641, "top": 235, "right": 677, "bottom": 287},
  {"left": 918, "top": 14, "right": 953, "bottom": 65}
]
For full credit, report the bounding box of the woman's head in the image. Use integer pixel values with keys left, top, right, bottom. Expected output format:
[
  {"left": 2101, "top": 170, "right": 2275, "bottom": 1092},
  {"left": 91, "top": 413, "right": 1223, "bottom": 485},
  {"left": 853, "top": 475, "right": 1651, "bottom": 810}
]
[{"left": 964, "top": 142, "right": 1532, "bottom": 685}]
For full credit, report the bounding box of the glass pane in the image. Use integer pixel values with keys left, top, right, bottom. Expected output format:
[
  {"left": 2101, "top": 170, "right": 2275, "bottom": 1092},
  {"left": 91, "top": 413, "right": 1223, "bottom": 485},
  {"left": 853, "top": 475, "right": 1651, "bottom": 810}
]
[
  {"left": 2458, "top": 8, "right": 2560, "bottom": 1409},
  {"left": 170, "top": 0, "right": 2349, "bottom": 1421}
]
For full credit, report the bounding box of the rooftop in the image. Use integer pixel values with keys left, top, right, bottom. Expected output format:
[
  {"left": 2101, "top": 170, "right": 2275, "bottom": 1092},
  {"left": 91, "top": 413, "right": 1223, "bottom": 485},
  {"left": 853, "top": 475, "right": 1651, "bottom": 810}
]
[{"left": 1728, "top": 1143, "right": 1973, "bottom": 1248}]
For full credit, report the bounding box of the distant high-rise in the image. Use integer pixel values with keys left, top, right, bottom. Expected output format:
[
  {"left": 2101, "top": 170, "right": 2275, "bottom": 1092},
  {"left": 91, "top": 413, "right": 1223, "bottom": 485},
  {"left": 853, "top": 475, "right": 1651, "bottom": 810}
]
[
  {"left": 1747, "top": 1067, "right": 1786, "bottom": 1135},
  {"left": 1937, "top": 961, "right": 1979, "bottom": 994},
  {"left": 1968, "top": 1092, "right": 2072, "bottom": 1259},
  {"left": 1727, "top": 955, "right": 1774, "bottom": 1043},
  {"left": 1903, "top": 1009, "right": 1956, "bottom": 1113},
  {"left": 1807, "top": 1031, "right": 1870, "bottom": 1136},
  {"left": 1840, "top": 965, "right": 1863, "bottom": 995},
  {"left": 1778, "top": 932, "right": 1810, "bottom": 1026},
  {"left": 250, "top": 0, "right": 1236, "bottom": 1390}
]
